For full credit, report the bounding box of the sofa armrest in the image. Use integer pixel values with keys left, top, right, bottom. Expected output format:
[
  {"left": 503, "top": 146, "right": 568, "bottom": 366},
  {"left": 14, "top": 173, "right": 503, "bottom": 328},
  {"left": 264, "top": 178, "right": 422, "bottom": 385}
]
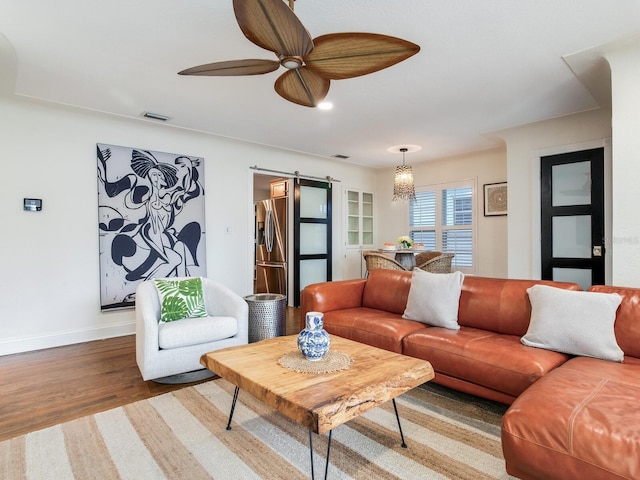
[
  {"left": 135, "top": 280, "right": 163, "bottom": 379},
  {"left": 201, "top": 278, "right": 249, "bottom": 344},
  {"left": 300, "top": 279, "right": 367, "bottom": 329}
]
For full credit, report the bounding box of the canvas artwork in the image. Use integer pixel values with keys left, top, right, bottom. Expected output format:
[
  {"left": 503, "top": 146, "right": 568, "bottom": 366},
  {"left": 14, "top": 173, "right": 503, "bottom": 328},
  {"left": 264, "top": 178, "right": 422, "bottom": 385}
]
[
  {"left": 97, "top": 143, "right": 206, "bottom": 310},
  {"left": 484, "top": 182, "right": 508, "bottom": 216}
]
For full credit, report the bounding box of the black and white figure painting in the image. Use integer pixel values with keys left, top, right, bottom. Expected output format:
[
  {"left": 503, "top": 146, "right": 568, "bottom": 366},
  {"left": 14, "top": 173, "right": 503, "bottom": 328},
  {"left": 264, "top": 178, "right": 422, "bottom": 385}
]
[{"left": 97, "top": 144, "right": 206, "bottom": 310}]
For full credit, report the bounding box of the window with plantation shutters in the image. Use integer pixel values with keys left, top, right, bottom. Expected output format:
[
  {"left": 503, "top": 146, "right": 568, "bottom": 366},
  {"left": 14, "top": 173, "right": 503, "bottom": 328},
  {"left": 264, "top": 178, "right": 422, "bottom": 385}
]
[{"left": 409, "top": 181, "right": 476, "bottom": 273}]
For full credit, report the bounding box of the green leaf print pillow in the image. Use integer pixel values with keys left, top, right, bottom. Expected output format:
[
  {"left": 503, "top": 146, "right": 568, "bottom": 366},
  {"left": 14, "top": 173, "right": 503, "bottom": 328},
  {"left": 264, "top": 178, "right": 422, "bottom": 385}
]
[{"left": 153, "top": 277, "right": 208, "bottom": 322}]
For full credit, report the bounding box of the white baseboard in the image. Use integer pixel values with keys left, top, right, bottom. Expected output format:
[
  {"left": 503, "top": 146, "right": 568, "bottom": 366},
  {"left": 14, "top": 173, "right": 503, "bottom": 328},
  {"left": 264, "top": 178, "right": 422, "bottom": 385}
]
[{"left": 0, "top": 322, "right": 136, "bottom": 356}]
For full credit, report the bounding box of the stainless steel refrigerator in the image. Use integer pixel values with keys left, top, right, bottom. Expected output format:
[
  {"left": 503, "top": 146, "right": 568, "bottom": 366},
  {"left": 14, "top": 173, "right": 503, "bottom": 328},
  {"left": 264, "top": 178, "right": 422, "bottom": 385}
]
[{"left": 255, "top": 198, "right": 287, "bottom": 295}]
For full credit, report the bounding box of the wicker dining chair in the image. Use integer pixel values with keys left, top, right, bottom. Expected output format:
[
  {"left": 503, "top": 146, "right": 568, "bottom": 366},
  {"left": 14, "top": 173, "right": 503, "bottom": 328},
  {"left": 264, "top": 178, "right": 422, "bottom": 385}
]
[
  {"left": 415, "top": 251, "right": 455, "bottom": 274},
  {"left": 362, "top": 251, "right": 407, "bottom": 276}
]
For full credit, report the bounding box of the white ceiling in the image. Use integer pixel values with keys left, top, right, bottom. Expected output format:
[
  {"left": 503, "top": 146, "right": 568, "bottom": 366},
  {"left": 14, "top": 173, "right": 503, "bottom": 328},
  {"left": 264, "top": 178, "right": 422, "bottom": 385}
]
[{"left": 2, "top": 0, "right": 640, "bottom": 168}]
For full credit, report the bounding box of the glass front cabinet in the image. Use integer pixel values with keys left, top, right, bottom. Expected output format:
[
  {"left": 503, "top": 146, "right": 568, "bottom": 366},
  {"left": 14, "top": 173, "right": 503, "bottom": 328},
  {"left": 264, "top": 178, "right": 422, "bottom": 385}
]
[
  {"left": 346, "top": 190, "right": 374, "bottom": 247},
  {"left": 345, "top": 189, "right": 374, "bottom": 278}
]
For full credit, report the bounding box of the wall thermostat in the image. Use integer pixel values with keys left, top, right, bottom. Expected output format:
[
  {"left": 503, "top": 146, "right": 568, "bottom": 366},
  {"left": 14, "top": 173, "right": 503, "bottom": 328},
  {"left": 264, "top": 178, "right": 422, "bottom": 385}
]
[{"left": 24, "top": 198, "right": 42, "bottom": 211}]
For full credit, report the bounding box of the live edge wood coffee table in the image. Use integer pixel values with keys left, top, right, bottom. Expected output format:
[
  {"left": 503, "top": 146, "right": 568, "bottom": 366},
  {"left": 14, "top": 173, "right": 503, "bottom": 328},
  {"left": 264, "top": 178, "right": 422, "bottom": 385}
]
[{"left": 201, "top": 335, "right": 434, "bottom": 480}]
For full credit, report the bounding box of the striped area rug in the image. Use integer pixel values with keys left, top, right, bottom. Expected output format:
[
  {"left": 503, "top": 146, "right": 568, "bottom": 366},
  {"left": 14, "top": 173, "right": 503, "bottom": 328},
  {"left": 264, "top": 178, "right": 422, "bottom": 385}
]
[{"left": 0, "top": 379, "right": 513, "bottom": 479}]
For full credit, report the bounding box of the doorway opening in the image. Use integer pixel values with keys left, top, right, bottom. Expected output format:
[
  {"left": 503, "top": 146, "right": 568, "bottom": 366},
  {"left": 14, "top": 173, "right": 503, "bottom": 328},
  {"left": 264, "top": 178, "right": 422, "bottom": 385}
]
[
  {"left": 252, "top": 171, "right": 334, "bottom": 307},
  {"left": 252, "top": 174, "right": 291, "bottom": 299}
]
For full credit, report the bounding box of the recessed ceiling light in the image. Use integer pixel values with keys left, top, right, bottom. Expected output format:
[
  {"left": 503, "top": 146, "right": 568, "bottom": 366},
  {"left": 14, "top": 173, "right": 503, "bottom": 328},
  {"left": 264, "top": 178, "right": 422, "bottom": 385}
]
[{"left": 317, "top": 102, "right": 333, "bottom": 111}]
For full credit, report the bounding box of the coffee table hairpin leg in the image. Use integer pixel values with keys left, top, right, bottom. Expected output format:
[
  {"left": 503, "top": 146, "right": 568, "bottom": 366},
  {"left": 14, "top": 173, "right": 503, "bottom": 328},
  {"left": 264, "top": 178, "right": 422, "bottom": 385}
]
[
  {"left": 226, "top": 387, "right": 407, "bottom": 480},
  {"left": 307, "top": 398, "right": 407, "bottom": 480},
  {"left": 226, "top": 386, "right": 240, "bottom": 431},
  {"left": 393, "top": 398, "right": 408, "bottom": 448},
  {"left": 308, "top": 429, "right": 332, "bottom": 480}
]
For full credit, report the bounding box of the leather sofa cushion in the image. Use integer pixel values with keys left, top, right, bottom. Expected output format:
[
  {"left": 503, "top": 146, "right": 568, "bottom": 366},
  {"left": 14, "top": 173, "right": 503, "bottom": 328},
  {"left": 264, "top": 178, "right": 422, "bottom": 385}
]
[
  {"left": 322, "top": 308, "right": 425, "bottom": 353},
  {"left": 361, "top": 269, "right": 412, "bottom": 315},
  {"left": 458, "top": 276, "right": 581, "bottom": 335},
  {"left": 502, "top": 356, "right": 640, "bottom": 480},
  {"left": 299, "top": 278, "right": 367, "bottom": 330},
  {"left": 158, "top": 316, "right": 238, "bottom": 349},
  {"left": 402, "top": 327, "right": 569, "bottom": 397}
]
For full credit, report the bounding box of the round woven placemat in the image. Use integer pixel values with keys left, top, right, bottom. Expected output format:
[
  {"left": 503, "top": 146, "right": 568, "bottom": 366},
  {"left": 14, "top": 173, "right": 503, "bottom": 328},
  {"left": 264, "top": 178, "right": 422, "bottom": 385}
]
[{"left": 278, "top": 350, "right": 352, "bottom": 374}]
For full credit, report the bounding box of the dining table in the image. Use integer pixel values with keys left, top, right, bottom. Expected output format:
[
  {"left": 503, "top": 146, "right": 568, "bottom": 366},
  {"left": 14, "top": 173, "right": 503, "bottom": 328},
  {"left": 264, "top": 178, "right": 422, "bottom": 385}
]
[{"left": 377, "top": 248, "right": 426, "bottom": 270}]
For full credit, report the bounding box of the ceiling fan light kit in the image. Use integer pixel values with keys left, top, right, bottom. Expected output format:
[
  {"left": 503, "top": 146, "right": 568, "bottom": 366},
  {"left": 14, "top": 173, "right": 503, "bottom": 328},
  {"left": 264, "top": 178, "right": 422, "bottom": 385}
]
[
  {"left": 280, "top": 56, "right": 303, "bottom": 69},
  {"left": 178, "top": 0, "right": 420, "bottom": 107}
]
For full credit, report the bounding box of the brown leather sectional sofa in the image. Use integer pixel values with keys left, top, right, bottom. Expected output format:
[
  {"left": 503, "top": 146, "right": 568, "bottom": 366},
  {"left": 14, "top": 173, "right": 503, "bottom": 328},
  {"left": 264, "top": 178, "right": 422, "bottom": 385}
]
[{"left": 300, "top": 269, "right": 640, "bottom": 479}]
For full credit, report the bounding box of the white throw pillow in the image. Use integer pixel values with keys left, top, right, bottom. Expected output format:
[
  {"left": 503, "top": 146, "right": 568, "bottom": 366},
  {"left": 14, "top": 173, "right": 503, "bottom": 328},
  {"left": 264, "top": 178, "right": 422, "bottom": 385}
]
[
  {"left": 522, "top": 284, "right": 623, "bottom": 362},
  {"left": 402, "top": 269, "right": 464, "bottom": 329}
]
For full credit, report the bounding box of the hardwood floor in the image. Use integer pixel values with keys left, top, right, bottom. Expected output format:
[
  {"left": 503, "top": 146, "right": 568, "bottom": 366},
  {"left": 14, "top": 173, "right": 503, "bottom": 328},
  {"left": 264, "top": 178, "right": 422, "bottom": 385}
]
[{"left": 0, "top": 307, "right": 301, "bottom": 442}]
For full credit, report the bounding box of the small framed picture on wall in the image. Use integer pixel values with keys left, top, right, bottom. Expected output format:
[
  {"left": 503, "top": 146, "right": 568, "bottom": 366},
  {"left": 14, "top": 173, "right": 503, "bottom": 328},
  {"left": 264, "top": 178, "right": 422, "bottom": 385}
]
[{"left": 484, "top": 182, "right": 507, "bottom": 216}]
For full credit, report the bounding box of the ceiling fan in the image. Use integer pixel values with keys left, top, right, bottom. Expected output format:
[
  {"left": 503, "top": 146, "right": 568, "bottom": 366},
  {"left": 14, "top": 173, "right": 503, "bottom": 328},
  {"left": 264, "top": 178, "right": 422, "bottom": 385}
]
[{"left": 178, "top": 0, "right": 420, "bottom": 107}]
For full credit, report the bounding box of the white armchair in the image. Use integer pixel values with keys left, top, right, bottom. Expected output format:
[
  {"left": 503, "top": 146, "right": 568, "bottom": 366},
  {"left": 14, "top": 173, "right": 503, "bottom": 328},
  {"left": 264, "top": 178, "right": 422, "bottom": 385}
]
[{"left": 135, "top": 277, "right": 248, "bottom": 383}]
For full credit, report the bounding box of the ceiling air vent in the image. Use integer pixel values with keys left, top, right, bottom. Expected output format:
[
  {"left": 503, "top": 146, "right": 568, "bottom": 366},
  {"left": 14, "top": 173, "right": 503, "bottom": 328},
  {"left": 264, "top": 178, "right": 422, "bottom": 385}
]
[
  {"left": 332, "top": 154, "right": 350, "bottom": 159},
  {"left": 142, "top": 112, "right": 171, "bottom": 122}
]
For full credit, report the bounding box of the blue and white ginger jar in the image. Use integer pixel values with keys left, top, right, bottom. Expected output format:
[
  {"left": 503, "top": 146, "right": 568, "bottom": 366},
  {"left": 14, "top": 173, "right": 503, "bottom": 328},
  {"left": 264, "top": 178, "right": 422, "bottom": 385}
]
[{"left": 298, "top": 311, "right": 330, "bottom": 361}]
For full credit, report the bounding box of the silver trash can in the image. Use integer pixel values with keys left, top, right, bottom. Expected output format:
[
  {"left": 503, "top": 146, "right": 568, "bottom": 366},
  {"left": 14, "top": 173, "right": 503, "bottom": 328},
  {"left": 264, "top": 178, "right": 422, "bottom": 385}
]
[{"left": 244, "top": 293, "right": 287, "bottom": 343}]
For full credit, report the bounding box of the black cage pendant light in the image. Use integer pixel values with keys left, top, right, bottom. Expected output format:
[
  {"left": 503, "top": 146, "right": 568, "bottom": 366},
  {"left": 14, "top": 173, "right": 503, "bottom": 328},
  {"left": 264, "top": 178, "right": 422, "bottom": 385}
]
[{"left": 392, "top": 147, "right": 416, "bottom": 204}]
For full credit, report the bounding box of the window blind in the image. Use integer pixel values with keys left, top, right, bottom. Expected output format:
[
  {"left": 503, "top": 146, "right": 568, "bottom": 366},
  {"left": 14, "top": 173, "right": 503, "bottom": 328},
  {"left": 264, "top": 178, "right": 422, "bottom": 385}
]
[{"left": 409, "top": 183, "right": 474, "bottom": 271}]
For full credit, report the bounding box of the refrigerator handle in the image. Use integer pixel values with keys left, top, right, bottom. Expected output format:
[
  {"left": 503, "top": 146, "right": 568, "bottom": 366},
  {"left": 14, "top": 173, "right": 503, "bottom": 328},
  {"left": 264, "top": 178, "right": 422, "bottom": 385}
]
[{"left": 265, "top": 209, "right": 274, "bottom": 253}]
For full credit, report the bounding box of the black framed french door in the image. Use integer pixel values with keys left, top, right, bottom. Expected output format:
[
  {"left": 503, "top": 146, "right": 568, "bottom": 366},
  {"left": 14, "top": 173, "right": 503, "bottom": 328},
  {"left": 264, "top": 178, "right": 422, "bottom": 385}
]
[
  {"left": 540, "top": 148, "right": 605, "bottom": 289},
  {"left": 293, "top": 178, "right": 332, "bottom": 306}
]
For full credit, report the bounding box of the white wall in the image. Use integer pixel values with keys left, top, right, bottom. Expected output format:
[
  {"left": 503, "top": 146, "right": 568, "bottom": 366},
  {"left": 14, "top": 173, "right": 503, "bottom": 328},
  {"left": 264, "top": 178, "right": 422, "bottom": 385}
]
[
  {"left": 0, "top": 95, "right": 376, "bottom": 355},
  {"left": 607, "top": 40, "right": 640, "bottom": 287},
  {"left": 375, "top": 147, "right": 508, "bottom": 278},
  {"left": 497, "top": 108, "right": 611, "bottom": 279},
  {"left": 5, "top": 42, "right": 636, "bottom": 355}
]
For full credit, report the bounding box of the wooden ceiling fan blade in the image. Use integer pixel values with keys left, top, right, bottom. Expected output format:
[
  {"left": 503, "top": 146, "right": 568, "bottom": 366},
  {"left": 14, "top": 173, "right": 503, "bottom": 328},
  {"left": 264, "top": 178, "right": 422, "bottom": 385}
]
[
  {"left": 178, "top": 59, "right": 280, "bottom": 76},
  {"left": 233, "top": 0, "right": 313, "bottom": 57},
  {"left": 274, "top": 67, "right": 330, "bottom": 107},
  {"left": 304, "top": 33, "right": 420, "bottom": 80}
]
